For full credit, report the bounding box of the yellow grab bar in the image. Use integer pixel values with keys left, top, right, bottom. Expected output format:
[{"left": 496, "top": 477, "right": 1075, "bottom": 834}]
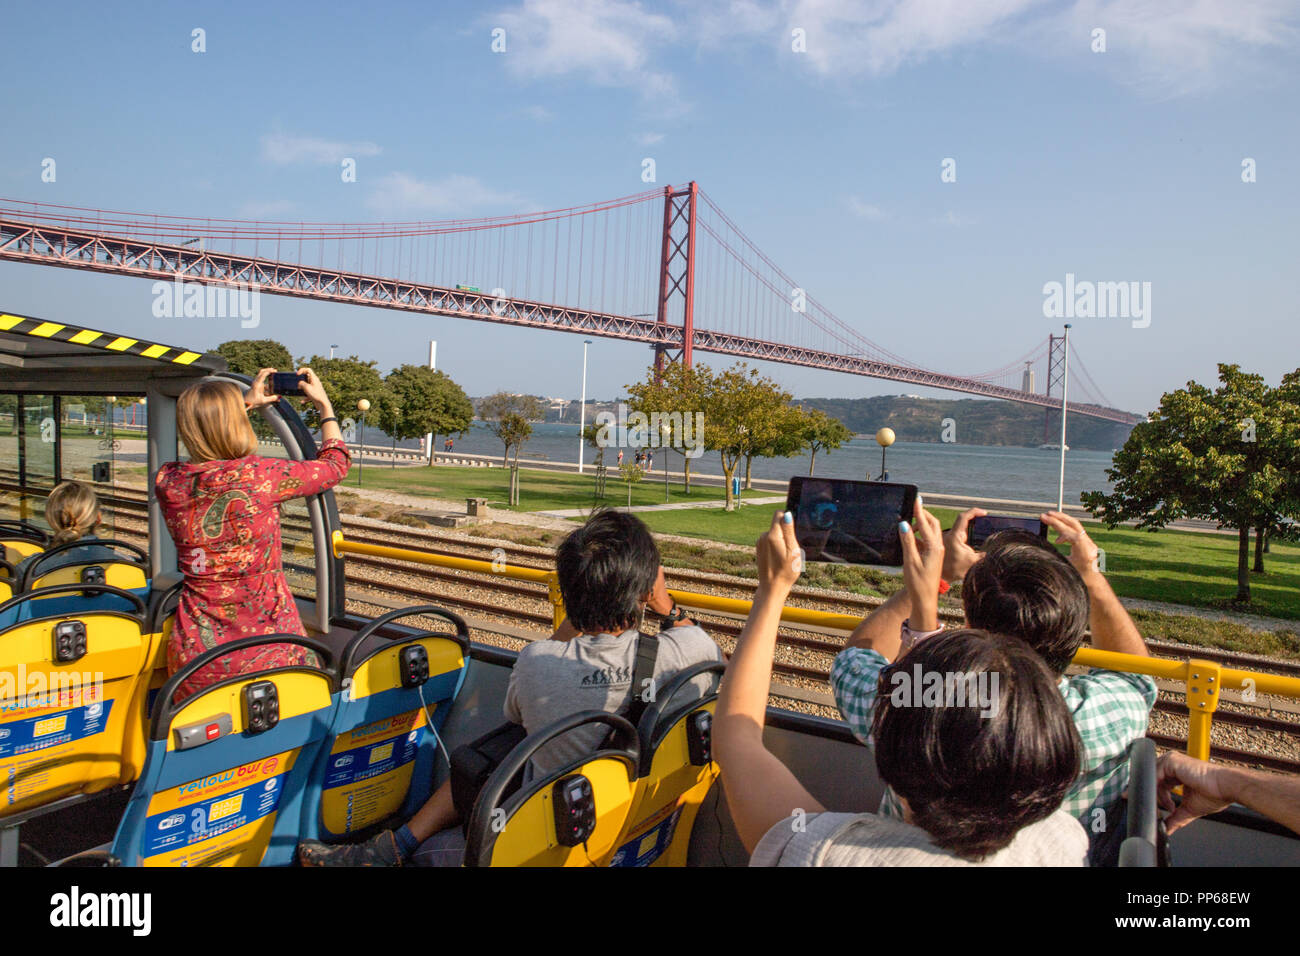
[{"left": 331, "top": 532, "right": 1300, "bottom": 759}]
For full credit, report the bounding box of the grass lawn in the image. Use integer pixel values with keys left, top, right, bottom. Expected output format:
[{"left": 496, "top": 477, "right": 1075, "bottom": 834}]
[
  {"left": 635, "top": 502, "right": 1300, "bottom": 621},
  {"left": 345, "top": 461, "right": 775, "bottom": 513}
]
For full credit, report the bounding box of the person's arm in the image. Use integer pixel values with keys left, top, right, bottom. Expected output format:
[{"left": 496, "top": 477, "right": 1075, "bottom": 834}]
[
  {"left": 844, "top": 587, "right": 909, "bottom": 658},
  {"left": 299, "top": 367, "right": 343, "bottom": 446},
  {"left": 1042, "top": 511, "right": 1148, "bottom": 657},
  {"left": 844, "top": 496, "right": 959, "bottom": 659},
  {"left": 646, "top": 566, "right": 696, "bottom": 630},
  {"left": 264, "top": 367, "right": 351, "bottom": 502},
  {"left": 1156, "top": 751, "right": 1300, "bottom": 835},
  {"left": 715, "top": 511, "right": 824, "bottom": 854}
]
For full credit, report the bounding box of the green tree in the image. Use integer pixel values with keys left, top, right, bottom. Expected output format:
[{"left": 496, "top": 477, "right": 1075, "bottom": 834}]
[
  {"left": 618, "top": 462, "right": 644, "bottom": 508},
  {"left": 479, "top": 392, "right": 545, "bottom": 466},
  {"left": 216, "top": 339, "right": 294, "bottom": 377},
  {"left": 1081, "top": 364, "right": 1298, "bottom": 603},
  {"left": 701, "top": 363, "right": 790, "bottom": 511},
  {"left": 298, "top": 355, "right": 392, "bottom": 431},
  {"left": 216, "top": 339, "right": 295, "bottom": 438},
  {"left": 743, "top": 394, "right": 804, "bottom": 489},
  {"left": 378, "top": 365, "right": 473, "bottom": 462},
  {"left": 582, "top": 422, "right": 606, "bottom": 466},
  {"left": 625, "top": 361, "right": 710, "bottom": 494},
  {"left": 801, "top": 407, "right": 854, "bottom": 476}
]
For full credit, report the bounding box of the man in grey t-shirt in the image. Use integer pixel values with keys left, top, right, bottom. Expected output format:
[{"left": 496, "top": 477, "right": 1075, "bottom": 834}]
[
  {"left": 299, "top": 507, "right": 722, "bottom": 866},
  {"left": 506, "top": 620, "right": 721, "bottom": 777}
]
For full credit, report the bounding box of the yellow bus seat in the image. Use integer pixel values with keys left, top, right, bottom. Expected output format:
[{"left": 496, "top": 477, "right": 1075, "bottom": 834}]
[
  {"left": 463, "top": 711, "right": 640, "bottom": 867},
  {"left": 21, "top": 539, "right": 149, "bottom": 594},
  {"left": 0, "top": 519, "right": 48, "bottom": 567},
  {"left": 610, "top": 661, "right": 725, "bottom": 867},
  {"left": 109, "top": 635, "right": 339, "bottom": 867},
  {"left": 0, "top": 584, "right": 149, "bottom": 819},
  {"left": 307, "top": 605, "right": 469, "bottom": 842}
]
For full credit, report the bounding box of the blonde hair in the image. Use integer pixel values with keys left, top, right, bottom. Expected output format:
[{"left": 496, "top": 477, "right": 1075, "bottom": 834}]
[
  {"left": 178, "top": 379, "right": 258, "bottom": 463},
  {"left": 46, "top": 481, "right": 101, "bottom": 547}
]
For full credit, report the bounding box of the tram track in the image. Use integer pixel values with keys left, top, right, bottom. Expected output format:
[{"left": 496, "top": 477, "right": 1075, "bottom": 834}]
[{"left": 13, "top": 485, "right": 1300, "bottom": 772}]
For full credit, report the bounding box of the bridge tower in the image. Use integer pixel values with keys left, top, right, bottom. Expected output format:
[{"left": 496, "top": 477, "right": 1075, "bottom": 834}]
[
  {"left": 653, "top": 182, "right": 698, "bottom": 379},
  {"left": 1043, "top": 333, "right": 1067, "bottom": 443}
]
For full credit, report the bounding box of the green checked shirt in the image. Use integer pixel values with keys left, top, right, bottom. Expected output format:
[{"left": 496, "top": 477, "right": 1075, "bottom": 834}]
[{"left": 830, "top": 644, "right": 1158, "bottom": 829}]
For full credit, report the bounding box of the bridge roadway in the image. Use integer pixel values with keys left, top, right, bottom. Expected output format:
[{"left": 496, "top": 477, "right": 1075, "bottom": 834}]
[{"left": 0, "top": 215, "right": 1142, "bottom": 425}]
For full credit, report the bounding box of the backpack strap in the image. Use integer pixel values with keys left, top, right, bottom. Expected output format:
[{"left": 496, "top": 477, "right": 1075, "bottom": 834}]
[{"left": 623, "top": 630, "right": 660, "bottom": 729}]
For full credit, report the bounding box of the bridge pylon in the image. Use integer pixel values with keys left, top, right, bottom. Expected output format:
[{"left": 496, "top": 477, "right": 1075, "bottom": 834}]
[
  {"left": 653, "top": 181, "right": 698, "bottom": 380},
  {"left": 1043, "top": 333, "right": 1067, "bottom": 443}
]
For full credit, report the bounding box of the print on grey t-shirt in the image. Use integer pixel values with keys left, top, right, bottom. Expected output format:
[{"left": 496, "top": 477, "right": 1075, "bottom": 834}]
[{"left": 504, "top": 625, "right": 723, "bottom": 776}]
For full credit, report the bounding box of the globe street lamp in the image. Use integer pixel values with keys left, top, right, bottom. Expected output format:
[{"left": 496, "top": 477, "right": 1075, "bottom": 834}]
[
  {"left": 357, "top": 398, "right": 370, "bottom": 487},
  {"left": 875, "top": 427, "right": 895, "bottom": 481}
]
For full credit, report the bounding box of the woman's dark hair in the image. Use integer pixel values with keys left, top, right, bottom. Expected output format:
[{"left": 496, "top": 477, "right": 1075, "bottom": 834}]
[
  {"left": 872, "top": 629, "right": 1081, "bottom": 862},
  {"left": 961, "top": 536, "right": 1089, "bottom": 674},
  {"left": 555, "top": 508, "right": 660, "bottom": 635}
]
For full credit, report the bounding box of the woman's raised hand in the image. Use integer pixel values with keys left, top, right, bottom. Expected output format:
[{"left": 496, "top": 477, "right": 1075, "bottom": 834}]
[
  {"left": 756, "top": 511, "right": 803, "bottom": 597},
  {"left": 245, "top": 368, "right": 279, "bottom": 409},
  {"left": 297, "top": 367, "right": 332, "bottom": 412},
  {"left": 899, "top": 496, "right": 944, "bottom": 630}
]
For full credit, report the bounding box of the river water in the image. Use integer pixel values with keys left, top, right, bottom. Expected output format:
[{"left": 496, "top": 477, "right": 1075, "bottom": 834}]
[{"left": 413, "top": 422, "right": 1116, "bottom": 505}]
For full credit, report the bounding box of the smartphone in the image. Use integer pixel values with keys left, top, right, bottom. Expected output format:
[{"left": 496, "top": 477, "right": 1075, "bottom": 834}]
[
  {"left": 786, "top": 477, "right": 918, "bottom": 566},
  {"left": 270, "top": 372, "right": 305, "bottom": 396},
  {"left": 967, "top": 515, "right": 1048, "bottom": 549}
]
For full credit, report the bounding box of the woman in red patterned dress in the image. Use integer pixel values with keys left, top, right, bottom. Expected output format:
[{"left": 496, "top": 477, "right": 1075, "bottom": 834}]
[{"left": 156, "top": 368, "right": 350, "bottom": 700}]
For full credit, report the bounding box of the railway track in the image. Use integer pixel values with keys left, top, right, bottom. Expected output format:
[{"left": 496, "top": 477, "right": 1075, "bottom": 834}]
[{"left": 10, "top": 483, "right": 1300, "bottom": 772}]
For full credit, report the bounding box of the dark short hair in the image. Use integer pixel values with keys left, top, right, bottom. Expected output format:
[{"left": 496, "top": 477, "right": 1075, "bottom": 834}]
[
  {"left": 555, "top": 508, "right": 659, "bottom": 635},
  {"left": 872, "top": 629, "right": 1081, "bottom": 861},
  {"left": 961, "top": 537, "right": 1088, "bottom": 674}
]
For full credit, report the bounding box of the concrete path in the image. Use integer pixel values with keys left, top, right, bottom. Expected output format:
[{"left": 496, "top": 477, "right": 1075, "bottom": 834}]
[{"left": 539, "top": 495, "right": 786, "bottom": 518}]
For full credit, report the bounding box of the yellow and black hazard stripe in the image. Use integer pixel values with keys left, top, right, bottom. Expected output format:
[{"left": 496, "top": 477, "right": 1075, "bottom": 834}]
[{"left": 0, "top": 312, "right": 203, "bottom": 365}]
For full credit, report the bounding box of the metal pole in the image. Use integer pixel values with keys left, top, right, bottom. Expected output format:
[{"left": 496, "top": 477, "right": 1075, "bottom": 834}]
[
  {"left": 359, "top": 413, "right": 366, "bottom": 487},
  {"left": 1057, "top": 324, "right": 1071, "bottom": 512},
  {"left": 424, "top": 340, "right": 436, "bottom": 461},
  {"left": 579, "top": 339, "right": 590, "bottom": 475},
  {"left": 880, "top": 446, "right": 886, "bottom": 481}
]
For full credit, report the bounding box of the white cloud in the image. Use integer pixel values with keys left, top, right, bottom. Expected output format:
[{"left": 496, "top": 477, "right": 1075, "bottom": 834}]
[
  {"left": 779, "top": 0, "right": 1046, "bottom": 76},
  {"left": 522, "top": 104, "right": 555, "bottom": 121},
  {"left": 367, "top": 172, "right": 532, "bottom": 216},
  {"left": 261, "top": 131, "right": 381, "bottom": 166},
  {"left": 1054, "top": 0, "right": 1300, "bottom": 98},
  {"left": 637, "top": 131, "right": 666, "bottom": 145},
  {"left": 491, "top": 0, "right": 680, "bottom": 103},
  {"left": 847, "top": 196, "right": 885, "bottom": 220},
  {"left": 694, "top": 0, "right": 1300, "bottom": 97}
]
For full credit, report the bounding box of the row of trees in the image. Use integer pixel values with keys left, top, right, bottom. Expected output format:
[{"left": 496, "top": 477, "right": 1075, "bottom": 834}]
[
  {"left": 1084, "top": 364, "right": 1300, "bottom": 603},
  {"left": 623, "top": 361, "right": 854, "bottom": 510},
  {"left": 216, "top": 339, "right": 474, "bottom": 458}
]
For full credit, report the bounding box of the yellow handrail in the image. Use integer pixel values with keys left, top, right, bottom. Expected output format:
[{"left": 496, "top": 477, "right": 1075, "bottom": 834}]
[{"left": 331, "top": 532, "right": 1300, "bottom": 760}]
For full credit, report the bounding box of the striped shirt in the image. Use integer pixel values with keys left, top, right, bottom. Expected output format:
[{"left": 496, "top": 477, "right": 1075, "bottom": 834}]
[{"left": 830, "top": 644, "right": 1157, "bottom": 829}]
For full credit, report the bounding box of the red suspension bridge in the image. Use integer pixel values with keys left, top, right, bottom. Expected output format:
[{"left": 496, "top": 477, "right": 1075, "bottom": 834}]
[{"left": 0, "top": 184, "right": 1141, "bottom": 426}]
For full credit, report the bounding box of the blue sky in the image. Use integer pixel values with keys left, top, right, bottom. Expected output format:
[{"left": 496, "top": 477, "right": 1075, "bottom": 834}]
[{"left": 2, "top": 0, "right": 1298, "bottom": 414}]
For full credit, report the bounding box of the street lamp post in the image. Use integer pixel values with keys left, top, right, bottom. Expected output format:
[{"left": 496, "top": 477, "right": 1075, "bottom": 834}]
[
  {"left": 875, "top": 427, "right": 895, "bottom": 481},
  {"left": 579, "top": 339, "right": 592, "bottom": 475},
  {"left": 330, "top": 344, "right": 338, "bottom": 360},
  {"left": 357, "top": 398, "right": 370, "bottom": 487}
]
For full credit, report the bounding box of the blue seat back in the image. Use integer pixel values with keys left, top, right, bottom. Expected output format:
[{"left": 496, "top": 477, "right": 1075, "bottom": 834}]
[
  {"left": 305, "top": 606, "right": 469, "bottom": 843},
  {"left": 111, "top": 635, "right": 338, "bottom": 867}
]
